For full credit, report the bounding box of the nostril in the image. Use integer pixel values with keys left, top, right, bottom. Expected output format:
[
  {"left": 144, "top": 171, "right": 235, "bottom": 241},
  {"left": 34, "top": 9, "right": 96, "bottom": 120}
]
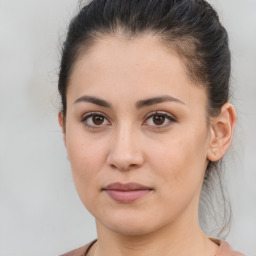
[
  {"left": 110, "top": 163, "right": 139, "bottom": 172},
  {"left": 110, "top": 164, "right": 117, "bottom": 169},
  {"left": 106, "top": 141, "right": 144, "bottom": 171}
]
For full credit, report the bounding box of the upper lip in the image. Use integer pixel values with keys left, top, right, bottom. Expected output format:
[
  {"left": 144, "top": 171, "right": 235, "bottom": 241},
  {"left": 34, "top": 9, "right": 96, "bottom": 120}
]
[{"left": 103, "top": 182, "right": 152, "bottom": 191}]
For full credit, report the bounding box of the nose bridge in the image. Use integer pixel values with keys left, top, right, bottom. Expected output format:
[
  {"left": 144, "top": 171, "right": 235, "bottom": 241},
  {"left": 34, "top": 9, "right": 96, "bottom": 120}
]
[
  {"left": 116, "top": 122, "right": 134, "bottom": 148},
  {"left": 107, "top": 122, "right": 143, "bottom": 171}
]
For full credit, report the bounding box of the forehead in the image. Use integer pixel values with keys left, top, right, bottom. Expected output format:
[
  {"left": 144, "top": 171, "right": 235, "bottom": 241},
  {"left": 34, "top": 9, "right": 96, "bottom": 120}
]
[
  {"left": 68, "top": 35, "right": 207, "bottom": 109},
  {"left": 71, "top": 34, "right": 184, "bottom": 81}
]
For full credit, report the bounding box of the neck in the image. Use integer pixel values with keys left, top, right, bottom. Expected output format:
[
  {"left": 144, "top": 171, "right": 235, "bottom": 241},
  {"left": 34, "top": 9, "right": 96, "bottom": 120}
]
[{"left": 93, "top": 216, "right": 218, "bottom": 256}]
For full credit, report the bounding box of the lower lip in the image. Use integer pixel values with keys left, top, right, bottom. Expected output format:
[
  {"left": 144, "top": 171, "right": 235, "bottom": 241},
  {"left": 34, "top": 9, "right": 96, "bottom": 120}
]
[{"left": 104, "top": 189, "right": 151, "bottom": 203}]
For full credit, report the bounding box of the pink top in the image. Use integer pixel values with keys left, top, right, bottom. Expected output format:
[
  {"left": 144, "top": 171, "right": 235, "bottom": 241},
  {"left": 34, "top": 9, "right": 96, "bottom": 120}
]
[
  {"left": 60, "top": 239, "right": 246, "bottom": 256},
  {"left": 210, "top": 238, "right": 245, "bottom": 256}
]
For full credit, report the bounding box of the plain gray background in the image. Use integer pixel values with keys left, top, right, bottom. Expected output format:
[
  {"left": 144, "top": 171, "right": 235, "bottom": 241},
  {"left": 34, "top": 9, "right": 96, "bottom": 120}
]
[{"left": 0, "top": 0, "right": 255, "bottom": 255}]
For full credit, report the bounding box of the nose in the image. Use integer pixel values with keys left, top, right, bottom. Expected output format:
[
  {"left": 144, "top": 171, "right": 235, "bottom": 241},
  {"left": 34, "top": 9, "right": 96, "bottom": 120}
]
[{"left": 106, "top": 125, "right": 144, "bottom": 171}]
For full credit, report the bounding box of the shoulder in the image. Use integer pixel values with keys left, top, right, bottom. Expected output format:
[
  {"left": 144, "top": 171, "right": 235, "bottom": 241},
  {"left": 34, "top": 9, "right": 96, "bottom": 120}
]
[
  {"left": 210, "top": 238, "right": 246, "bottom": 256},
  {"left": 218, "top": 241, "right": 246, "bottom": 256},
  {"left": 59, "top": 240, "right": 97, "bottom": 256}
]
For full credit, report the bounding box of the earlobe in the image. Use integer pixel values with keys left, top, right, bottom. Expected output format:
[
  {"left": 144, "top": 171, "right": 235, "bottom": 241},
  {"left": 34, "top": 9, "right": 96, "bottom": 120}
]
[
  {"left": 207, "top": 103, "right": 236, "bottom": 162},
  {"left": 58, "top": 112, "right": 67, "bottom": 147}
]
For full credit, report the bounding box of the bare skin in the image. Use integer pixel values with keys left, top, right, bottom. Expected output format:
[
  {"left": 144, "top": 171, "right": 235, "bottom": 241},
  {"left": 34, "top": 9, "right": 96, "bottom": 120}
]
[{"left": 59, "top": 34, "right": 236, "bottom": 256}]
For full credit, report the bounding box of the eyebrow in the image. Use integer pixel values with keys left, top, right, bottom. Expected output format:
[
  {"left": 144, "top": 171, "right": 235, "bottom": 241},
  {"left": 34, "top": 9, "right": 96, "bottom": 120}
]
[
  {"left": 74, "top": 95, "right": 185, "bottom": 108},
  {"left": 74, "top": 96, "right": 112, "bottom": 108},
  {"left": 135, "top": 95, "right": 185, "bottom": 108}
]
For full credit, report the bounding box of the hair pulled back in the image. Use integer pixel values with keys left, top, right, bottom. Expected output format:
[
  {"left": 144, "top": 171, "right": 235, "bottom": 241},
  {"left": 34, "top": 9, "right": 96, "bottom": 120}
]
[{"left": 58, "top": 0, "right": 231, "bottom": 237}]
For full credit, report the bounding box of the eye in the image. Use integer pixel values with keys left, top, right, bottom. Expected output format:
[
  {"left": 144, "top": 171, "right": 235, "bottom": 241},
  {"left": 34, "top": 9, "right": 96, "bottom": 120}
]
[
  {"left": 81, "top": 112, "right": 111, "bottom": 129},
  {"left": 143, "top": 111, "right": 176, "bottom": 128}
]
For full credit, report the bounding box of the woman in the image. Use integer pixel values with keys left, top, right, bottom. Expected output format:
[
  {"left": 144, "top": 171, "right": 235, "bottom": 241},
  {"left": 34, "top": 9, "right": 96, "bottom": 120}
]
[{"left": 58, "top": 0, "right": 245, "bottom": 255}]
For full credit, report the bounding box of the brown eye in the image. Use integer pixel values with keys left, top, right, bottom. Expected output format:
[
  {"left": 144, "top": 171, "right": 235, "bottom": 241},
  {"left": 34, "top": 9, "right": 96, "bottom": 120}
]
[
  {"left": 82, "top": 112, "right": 110, "bottom": 129},
  {"left": 143, "top": 112, "right": 176, "bottom": 128},
  {"left": 92, "top": 115, "right": 104, "bottom": 125},
  {"left": 153, "top": 115, "right": 166, "bottom": 125}
]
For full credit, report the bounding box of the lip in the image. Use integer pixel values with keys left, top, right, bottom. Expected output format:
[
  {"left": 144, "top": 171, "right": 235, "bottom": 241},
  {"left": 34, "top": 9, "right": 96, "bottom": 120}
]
[{"left": 103, "top": 182, "right": 153, "bottom": 203}]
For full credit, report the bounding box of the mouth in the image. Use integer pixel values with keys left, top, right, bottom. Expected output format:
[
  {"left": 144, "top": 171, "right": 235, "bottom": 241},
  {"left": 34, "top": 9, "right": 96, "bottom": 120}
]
[{"left": 102, "top": 182, "right": 153, "bottom": 203}]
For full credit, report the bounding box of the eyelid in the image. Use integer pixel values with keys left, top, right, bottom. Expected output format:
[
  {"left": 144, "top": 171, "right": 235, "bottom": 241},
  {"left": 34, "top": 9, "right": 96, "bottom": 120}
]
[
  {"left": 81, "top": 112, "right": 111, "bottom": 129},
  {"left": 143, "top": 111, "right": 177, "bottom": 128},
  {"left": 80, "top": 111, "right": 176, "bottom": 130}
]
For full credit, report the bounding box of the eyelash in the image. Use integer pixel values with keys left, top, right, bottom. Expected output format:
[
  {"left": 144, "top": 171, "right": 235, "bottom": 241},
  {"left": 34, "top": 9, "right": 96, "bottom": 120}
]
[
  {"left": 81, "top": 111, "right": 176, "bottom": 130},
  {"left": 143, "top": 111, "right": 176, "bottom": 129},
  {"left": 81, "top": 112, "right": 111, "bottom": 129}
]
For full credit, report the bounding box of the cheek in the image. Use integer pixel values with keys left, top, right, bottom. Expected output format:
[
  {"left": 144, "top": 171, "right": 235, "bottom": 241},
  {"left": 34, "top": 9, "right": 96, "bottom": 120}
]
[
  {"left": 145, "top": 135, "right": 208, "bottom": 224},
  {"left": 147, "top": 129, "right": 208, "bottom": 195},
  {"left": 65, "top": 129, "right": 107, "bottom": 199}
]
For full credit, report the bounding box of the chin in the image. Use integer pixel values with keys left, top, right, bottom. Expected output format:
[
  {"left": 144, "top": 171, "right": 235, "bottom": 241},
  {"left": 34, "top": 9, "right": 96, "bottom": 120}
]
[
  {"left": 97, "top": 209, "right": 167, "bottom": 237},
  {"left": 108, "top": 222, "right": 156, "bottom": 236}
]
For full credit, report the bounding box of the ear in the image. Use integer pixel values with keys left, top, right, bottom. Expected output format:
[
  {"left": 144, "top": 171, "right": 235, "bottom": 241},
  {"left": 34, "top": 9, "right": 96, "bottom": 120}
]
[
  {"left": 58, "top": 112, "right": 67, "bottom": 148},
  {"left": 207, "top": 103, "right": 236, "bottom": 162}
]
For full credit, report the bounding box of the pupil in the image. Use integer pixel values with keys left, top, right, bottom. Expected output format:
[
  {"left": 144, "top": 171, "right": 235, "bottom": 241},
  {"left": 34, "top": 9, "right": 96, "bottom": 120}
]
[
  {"left": 153, "top": 115, "right": 165, "bottom": 125},
  {"left": 93, "top": 115, "right": 104, "bottom": 125}
]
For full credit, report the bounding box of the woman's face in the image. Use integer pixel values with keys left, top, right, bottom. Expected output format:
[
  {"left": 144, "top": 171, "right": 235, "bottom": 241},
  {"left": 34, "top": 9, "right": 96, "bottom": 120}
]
[{"left": 61, "top": 35, "right": 212, "bottom": 235}]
